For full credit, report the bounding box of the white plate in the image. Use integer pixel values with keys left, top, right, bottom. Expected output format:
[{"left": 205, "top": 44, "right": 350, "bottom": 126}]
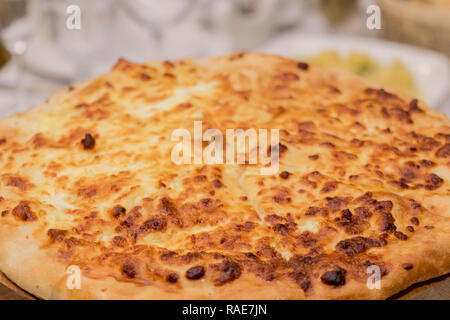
[{"left": 258, "top": 33, "right": 450, "bottom": 109}]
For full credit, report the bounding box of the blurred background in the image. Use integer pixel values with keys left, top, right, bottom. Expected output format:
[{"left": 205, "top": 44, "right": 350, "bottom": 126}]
[{"left": 0, "top": 0, "right": 449, "bottom": 116}]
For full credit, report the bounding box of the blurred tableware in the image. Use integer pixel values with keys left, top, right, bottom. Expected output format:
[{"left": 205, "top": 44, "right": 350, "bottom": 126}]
[
  {"left": 319, "top": 0, "right": 357, "bottom": 28},
  {"left": 378, "top": 0, "right": 450, "bottom": 58},
  {"left": 45, "top": 0, "right": 116, "bottom": 82},
  {"left": 0, "top": 39, "right": 11, "bottom": 69},
  {"left": 258, "top": 33, "right": 450, "bottom": 108},
  {"left": 0, "top": 0, "right": 38, "bottom": 109},
  {"left": 120, "top": 0, "right": 197, "bottom": 59},
  {"left": 198, "top": 0, "right": 305, "bottom": 53},
  {"left": 0, "top": 0, "right": 33, "bottom": 56}
]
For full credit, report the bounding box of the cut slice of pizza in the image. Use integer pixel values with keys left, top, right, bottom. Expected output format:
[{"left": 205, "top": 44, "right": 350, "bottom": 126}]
[{"left": 0, "top": 53, "right": 448, "bottom": 299}]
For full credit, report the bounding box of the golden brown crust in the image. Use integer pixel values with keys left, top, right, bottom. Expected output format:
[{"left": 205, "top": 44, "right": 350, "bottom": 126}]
[{"left": 0, "top": 53, "right": 449, "bottom": 299}]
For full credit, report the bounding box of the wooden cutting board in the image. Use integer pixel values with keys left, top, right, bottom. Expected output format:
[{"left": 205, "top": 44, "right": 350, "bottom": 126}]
[
  {"left": 390, "top": 273, "right": 450, "bottom": 300},
  {"left": 0, "top": 272, "right": 34, "bottom": 300},
  {"left": 0, "top": 271, "right": 449, "bottom": 300}
]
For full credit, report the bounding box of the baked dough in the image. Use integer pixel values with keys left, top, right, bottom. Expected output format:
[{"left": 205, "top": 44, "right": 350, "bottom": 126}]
[{"left": 0, "top": 53, "right": 449, "bottom": 299}]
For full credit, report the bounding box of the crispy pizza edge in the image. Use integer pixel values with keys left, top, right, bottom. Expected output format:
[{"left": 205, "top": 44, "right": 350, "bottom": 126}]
[{"left": 0, "top": 216, "right": 449, "bottom": 299}]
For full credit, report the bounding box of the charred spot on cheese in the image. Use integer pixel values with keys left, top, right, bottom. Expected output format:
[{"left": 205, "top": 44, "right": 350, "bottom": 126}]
[
  {"left": 400, "top": 164, "right": 418, "bottom": 181},
  {"left": 394, "top": 231, "right": 408, "bottom": 240},
  {"left": 297, "top": 232, "right": 318, "bottom": 248},
  {"left": 160, "top": 250, "right": 177, "bottom": 262},
  {"left": 299, "top": 277, "right": 312, "bottom": 292},
  {"left": 409, "top": 99, "right": 423, "bottom": 113},
  {"left": 436, "top": 132, "right": 450, "bottom": 141},
  {"left": 273, "top": 189, "right": 291, "bottom": 204},
  {"left": 6, "top": 176, "right": 32, "bottom": 191},
  {"left": 378, "top": 211, "right": 396, "bottom": 233},
  {"left": 402, "top": 263, "right": 414, "bottom": 270},
  {"left": 302, "top": 172, "right": 319, "bottom": 189},
  {"left": 111, "top": 205, "right": 126, "bottom": 218},
  {"left": 166, "top": 272, "right": 179, "bottom": 283},
  {"left": 273, "top": 223, "right": 291, "bottom": 235},
  {"left": 74, "top": 103, "right": 88, "bottom": 109},
  {"left": 1, "top": 210, "right": 9, "bottom": 217},
  {"left": 424, "top": 225, "right": 435, "bottom": 230},
  {"left": 333, "top": 151, "right": 357, "bottom": 161},
  {"left": 373, "top": 200, "right": 393, "bottom": 213},
  {"left": 279, "top": 171, "right": 291, "bottom": 179},
  {"left": 213, "top": 261, "right": 241, "bottom": 286},
  {"left": 320, "top": 142, "right": 335, "bottom": 148},
  {"left": 139, "top": 216, "right": 167, "bottom": 233},
  {"left": 194, "top": 175, "right": 207, "bottom": 182},
  {"left": 320, "top": 267, "right": 346, "bottom": 286},
  {"left": 326, "top": 197, "right": 349, "bottom": 212},
  {"left": 298, "top": 121, "right": 315, "bottom": 131},
  {"left": 78, "top": 185, "right": 97, "bottom": 198},
  {"left": 334, "top": 208, "right": 369, "bottom": 235},
  {"left": 196, "top": 198, "right": 223, "bottom": 212},
  {"left": 289, "top": 257, "right": 315, "bottom": 286},
  {"left": 390, "top": 106, "right": 413, "bottom": 124},
  {"left": 265, "top": 214, "right": 283, "bottom": 224},
  {"left": 275, "top": 72, "right": 299, "bottom": 82},
  {"left": 321, "top": 181, "right": 338, "bottom": 193},
  {"left": 365, "top": 88, "right": 398, "bottom": 100},
  {"left": 308, "top": 154, "right": 319, "bottom": 160},
  {"left": 185, "top": 265, "right": 205, "bottom": 280},
  {"left": 390, "top": 180, "right": 409, "bottom": 190},
  {"left": 32, "top": 134, "right": 47, "bottom": 148},
  {"left": 419, "top": 159, "right": 435, "bottom": 167},
  {"left": 81, "top": 133, "right": 95, "bottom": 150},
  {"left": 329, "top": 86, "right": 341, "bottom": 94},
  {"left": 244, "top": 252, "right": 258, "bottom": 260},
  {"left": 163, "top": 60, "right": 174, "bottom": 68},
  {"left": 408, "top": 200, "right": 422, "bottom": 211},
  {"left": 234, "top": 221, "right": 255, "bottom": 232},
  {"left": 406, "top": 226, "right": 414, "bottom": 232},
  {"left": 12, "top": 201, "right": 37, "bottom": 221},
  {"left": 424, "top": 173, "right": 443, "bottom": 190},
  {"left": 354, "top": 192, "right": 372, "bottom": 204},
  {"left": 351, "top": 138, "right": 365, "bottom": 147},
  {"left": 47, "top": 229, "right": 67, "bottom": 242},
  {"left": 354, "top": 207, "right": 372, "bottom": 219},
  {"left": 112, "top": 235, "right": 127, "bottom": 247},
  {"left": 116, "top": 206, "right": 142, "bottom": 231},
  {"left": 336, "top": 236, "right": 387, "bottom": 256},
  {"left": 297, "top": 62, "right": 309, "bottom": 70},
  {"left": 410, "top": 217, "right": 420, "bottom": 226},
  {"left": 305, "top": 206, "right": 328, "bottom": 217},
  {"left": 180, "top": 252, "right": 203, "bottom": 264},
  {"left": 411, "top": 132, "right": 440, "bottom": 151},
  {"left": 122, "top": 262, "right": 137, "bottom": 279},
  {"left": 0, "top": 138, "right": 6, "bottom": 145},
  {"left": 212, "top": 179, "right": 223, "bottom": 188},
  {"left": 140, "top": 73, "right": 151, "bottom": 80},
  {"left": 228, "top": 52, "right": 246, "bottom": 61},
  {"left": 158, "top": 197, "right": 177, "bottom": 215},
  {"left": 268, "top": 143, "right": 288, "bottom": 156}
]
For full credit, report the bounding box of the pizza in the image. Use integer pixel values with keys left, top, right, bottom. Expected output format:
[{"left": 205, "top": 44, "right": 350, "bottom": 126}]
[
  {"left": 412, "top": 0, "right": 450, "bottom": 9},
  {"left": 0, "top": 53, "right": 449, "bottom": 299}
]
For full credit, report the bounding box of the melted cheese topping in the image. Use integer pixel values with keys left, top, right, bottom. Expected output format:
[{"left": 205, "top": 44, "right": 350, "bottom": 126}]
[{"left": 0, "top": 53, "right": 449, "bottom": 297}]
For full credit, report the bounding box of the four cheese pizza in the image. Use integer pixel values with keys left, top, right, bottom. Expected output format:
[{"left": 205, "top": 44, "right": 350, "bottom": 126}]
[{"left": 0, "top": 53, "right": 449, "bottom": 299}]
